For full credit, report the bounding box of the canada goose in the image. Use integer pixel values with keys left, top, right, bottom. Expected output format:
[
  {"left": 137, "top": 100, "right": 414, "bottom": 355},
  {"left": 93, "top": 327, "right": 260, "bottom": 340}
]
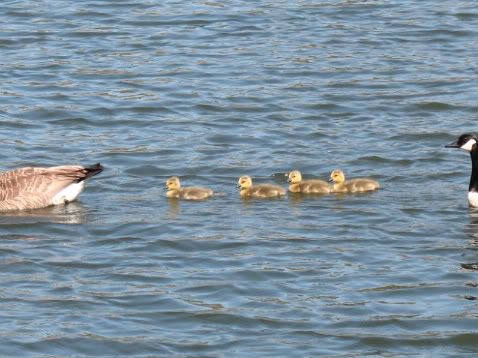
[
  {"left": 329, "top": 169, "right": 379, "bottom": 193},
  {"left": 445, "top": 133, "right": 478, "bottom": 207},
  {"left": 287, "top": 170, "right": 330, "bottom": 194},
  {"left": 0, "top": 163, "right": 103, "bottom": 211},
  {"left": 237, "top": 175, "right": 286, "bottom": 198},
  {"left": 165, "top": 176, "right": 213, "bottom": 200}
]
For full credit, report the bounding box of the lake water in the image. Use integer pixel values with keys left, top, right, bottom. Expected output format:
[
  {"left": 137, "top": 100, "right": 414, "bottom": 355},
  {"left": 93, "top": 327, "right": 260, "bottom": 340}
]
[{"left": 0, "top": 0, "right": 477, "bottom": 356}]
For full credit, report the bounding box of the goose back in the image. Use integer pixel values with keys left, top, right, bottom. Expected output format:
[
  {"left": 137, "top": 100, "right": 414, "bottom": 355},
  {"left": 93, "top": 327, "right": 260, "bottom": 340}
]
[{"left": 0, "top": 164, "right": 103, "bottom": 211}]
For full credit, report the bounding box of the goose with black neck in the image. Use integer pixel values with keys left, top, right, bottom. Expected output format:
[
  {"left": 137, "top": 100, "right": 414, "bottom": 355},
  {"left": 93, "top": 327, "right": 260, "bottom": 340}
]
[{"left": 446, "top": 133, "right": 478, "bottom": 207}]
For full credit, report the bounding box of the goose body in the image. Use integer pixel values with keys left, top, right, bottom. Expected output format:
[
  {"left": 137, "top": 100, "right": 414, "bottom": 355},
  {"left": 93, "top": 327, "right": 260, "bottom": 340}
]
[
  {"left": 0, "top": 163, "right": 103, "bottom": 211},
  {"left": 287, "top": 170, "right": 330, "bottom": 194},
  {"left": 165, "top": 176, "right": 213, "bottom": 200},
  {"left": 329, "top": 169, "right": 379, "bottom": 193},
  {"left": 237, "top": 175, "right": 286, "bottom": 198},
  {"left": 446, "top": 133, "right": 478, "bottom": 207}
]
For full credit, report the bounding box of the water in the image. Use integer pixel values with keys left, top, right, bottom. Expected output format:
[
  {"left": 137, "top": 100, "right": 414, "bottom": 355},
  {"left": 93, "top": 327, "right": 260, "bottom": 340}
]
[{"left": 0, "top": 0, "right": 477, "bottom": 356}]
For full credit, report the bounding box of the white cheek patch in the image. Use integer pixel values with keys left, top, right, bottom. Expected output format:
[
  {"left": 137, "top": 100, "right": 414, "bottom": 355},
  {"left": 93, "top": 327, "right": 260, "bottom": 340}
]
[
  {"left": 460, "top": 138, "right": 476, "bottom": 152},
  {"left": 468, "top": 192, "right": 478, "bottom": 208}
]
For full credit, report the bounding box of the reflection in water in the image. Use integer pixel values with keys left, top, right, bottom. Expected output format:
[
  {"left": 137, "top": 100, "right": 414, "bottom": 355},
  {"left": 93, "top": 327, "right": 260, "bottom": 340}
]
[
  {"left": 466, "top": 210, "right": 478, "bottom": 249},
  {"left": 467, "top": 209, "right": 478, "bottom": 224},
  {"left": 332, "top": 193, "right": 348, "bottom": 201},
  {"left": 0, "top": 234, "right": 42, "bottom": 241},
  {"left": 462, "top": 211, "right": 478, "bottom": 300},
  {"left": 239, "top": 195, "right": 285, "bottom": 206},
  {"left": 0, "top": 202, "right": 87, "bottom": 225},
  {"left": 288, "top": 192, "right": 304, "bottom": 207},
  {"left": 287, "top": 192, "right": 329, "bottom": 207},
  {"left": 167, "top": 198, "right": 181, "bottom": 218},
  {"left": 0, "top": 0, "right": 476, "bottom": 354}
]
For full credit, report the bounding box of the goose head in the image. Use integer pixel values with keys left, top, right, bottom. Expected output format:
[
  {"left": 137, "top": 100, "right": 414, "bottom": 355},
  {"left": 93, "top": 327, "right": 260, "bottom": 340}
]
[
  {"left": 329, "top": 169, "right": 345, "bottom": 184},
  {"left": 446, "top": 133, "right": 478, "bottom": 153},
  {"left": 237, "top": 175, "right": 252, "bottom": 190},
  {"left": 166, "top": 176, "right": 181, "bottom": 191},
  {"left": 287, "top": 170, "right": 303, "bottom": 184}
]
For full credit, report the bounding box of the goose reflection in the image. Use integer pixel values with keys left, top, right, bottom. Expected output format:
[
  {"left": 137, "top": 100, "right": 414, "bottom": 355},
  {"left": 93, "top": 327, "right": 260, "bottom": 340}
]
[
  {"left": 466, "top": 210, "right": 478, "bottom": 247},
  {"left": 462, "top": 210, "right": 478, "bottom": 300},
  {"left": 0, "top": 202, "right": 87, "bottom": 225}
]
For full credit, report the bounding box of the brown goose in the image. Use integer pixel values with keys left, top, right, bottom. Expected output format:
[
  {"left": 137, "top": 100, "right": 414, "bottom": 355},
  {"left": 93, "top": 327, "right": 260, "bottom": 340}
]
[{"left": 0, "top": 163, "right": 103, "bottom": 211}]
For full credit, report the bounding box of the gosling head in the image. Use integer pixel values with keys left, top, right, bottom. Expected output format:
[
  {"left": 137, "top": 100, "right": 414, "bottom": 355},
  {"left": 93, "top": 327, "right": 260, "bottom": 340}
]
[
  {"left": 287, "top": 170, "right": 303, "bottom": 184},
  {"left": 329, "top": 169, "right": 345, "bottom": 184},
  {"left": 446, "top": 133, "right": 478, "bottom": 153},
  {"left": 166, "top": 176, "right": 181, "bottom": 190},
  {"left": 237, "top": 175, "right": 252, "bottom": 189}
]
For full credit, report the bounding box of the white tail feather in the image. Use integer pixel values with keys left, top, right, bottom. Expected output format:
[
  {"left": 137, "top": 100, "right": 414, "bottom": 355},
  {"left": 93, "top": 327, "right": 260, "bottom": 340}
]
[{"left": 51, "top": 182, "right": 85, "bottom": 205}]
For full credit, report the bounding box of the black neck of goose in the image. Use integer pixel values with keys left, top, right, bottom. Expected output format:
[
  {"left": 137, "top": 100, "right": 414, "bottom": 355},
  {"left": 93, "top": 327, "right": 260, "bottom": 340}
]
[{"left": 469, "top": 149, "right": 478, "bottom": 192}]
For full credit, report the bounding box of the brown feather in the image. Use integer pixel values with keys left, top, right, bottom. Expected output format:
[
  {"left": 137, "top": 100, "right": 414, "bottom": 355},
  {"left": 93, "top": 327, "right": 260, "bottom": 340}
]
[{"left": 0, "top": 164, "right": 103, "bottom": 211}]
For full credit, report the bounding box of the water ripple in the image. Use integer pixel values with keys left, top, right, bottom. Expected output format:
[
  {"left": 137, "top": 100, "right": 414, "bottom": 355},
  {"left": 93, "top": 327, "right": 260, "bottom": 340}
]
[{"left": 0, "top": 0, "right": 477, "bottom": 357}]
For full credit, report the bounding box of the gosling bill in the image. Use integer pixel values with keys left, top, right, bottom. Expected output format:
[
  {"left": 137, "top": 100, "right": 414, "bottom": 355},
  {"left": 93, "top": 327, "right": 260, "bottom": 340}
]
[{"left": 165, "top": 176, "right": 213, "bottom": 200}]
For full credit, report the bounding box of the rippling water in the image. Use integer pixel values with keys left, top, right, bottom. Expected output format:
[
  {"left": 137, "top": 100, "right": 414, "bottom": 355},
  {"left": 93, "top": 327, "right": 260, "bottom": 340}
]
[{"left": 0, "top": 0, "right": 477, "bottom": 356}]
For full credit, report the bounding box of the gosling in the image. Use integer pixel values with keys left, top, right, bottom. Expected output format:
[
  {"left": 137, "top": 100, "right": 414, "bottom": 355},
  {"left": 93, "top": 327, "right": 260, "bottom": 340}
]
[
  {"left": 287, "top": 170, "right": 330, "bottom": 194},
  {"left": 329, "top": 169, "right": 380, "bottom": 193},
  {"left": 237, "top": 175, "right": 286, "bottom": 198},
  {"left": 165, "top": 176, "right": 213, "bottom": 200}
]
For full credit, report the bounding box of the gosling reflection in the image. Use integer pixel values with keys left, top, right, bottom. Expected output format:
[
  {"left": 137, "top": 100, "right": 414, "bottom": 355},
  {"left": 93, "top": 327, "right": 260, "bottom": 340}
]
[{"left": 166, "top": 198, "right": 181, "bottom": 219}]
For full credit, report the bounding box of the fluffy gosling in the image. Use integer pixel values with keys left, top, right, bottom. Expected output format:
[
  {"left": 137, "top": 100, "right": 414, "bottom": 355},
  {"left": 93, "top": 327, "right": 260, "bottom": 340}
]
[
  {"left": 287, "top": 170, "right": 330, "bottom": 194},
  {"left": 329, "top": 169, "right": 379, "bottom": 193},
  {"left": 165, "top": 176, "right": 213, "bottom": 200},
  {"left": 237, "top": 175, "right": 286, "bottom": 198}
]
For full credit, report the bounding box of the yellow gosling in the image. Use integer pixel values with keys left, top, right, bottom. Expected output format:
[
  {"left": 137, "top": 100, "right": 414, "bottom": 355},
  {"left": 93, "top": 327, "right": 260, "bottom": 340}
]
[
  {"left": 237, "top": 175, "right": 286, "bottom": 198},
  {"left": 287, "top": 170, "right": 330, "bottom": 194},
  {"left": 329, "top": 169, "right": 380, "bottom": 193},
  {"left": 165, "top": 176, "right": 213, "bottom": 200}
]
